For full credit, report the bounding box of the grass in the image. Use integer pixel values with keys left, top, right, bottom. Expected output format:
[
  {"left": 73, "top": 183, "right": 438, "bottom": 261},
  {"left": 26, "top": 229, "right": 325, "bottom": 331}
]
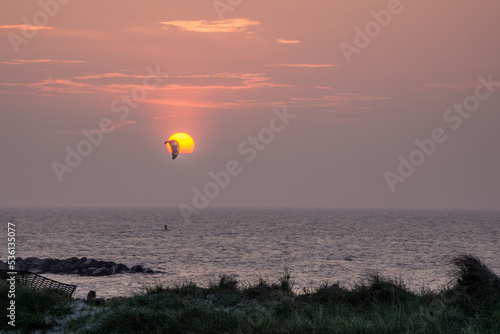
[
  {"left": 0, "top": 279, "right": 73, "bottom": 333},
  {"left": 2, "top": 254, "right": 500, "bottom": 333},
  {"left": 450, "top": 254, "right": 500, "bottom": 312}
]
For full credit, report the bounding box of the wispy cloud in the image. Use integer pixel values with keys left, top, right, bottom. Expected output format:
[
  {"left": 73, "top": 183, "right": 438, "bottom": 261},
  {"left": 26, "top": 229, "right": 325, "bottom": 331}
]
[
  {"left": 0, "top": 78, "right": 119, "bottom": 95},
  {"left": 222, "top": 100, "right": 288, "bottom": 107},
  {"left": 74, "top": 73, "right": 150, "bottom": 80},
  {"left": 112, "top": 120, "right": 136, "bottom": 130},
  {"left": 26, "top": 78, "right": 97, "bottom": 94},
  {"left": 0, "top": 24, "right": 54, "bottom": 30},
  {"left": 314, "top": 86, "right": 331, "bottom": 90},
  {"left": 322, "top": 93, "right": 388, "bottom": 102},
  {"left": 156, "top": 73, "right": 293, "bottom": 90},
  {"left": 76, "top": 72, "right": 293, "bottom": 90},
  {"left": 288, "top": 93, "right": 389, "bottom": 110},
  {"left": 159, "top": 19, "right": 260, "bottom": 33},
  {"left": 0, "top": 59, "right": 87, "bottom": 65},
  {"left": 0, "top": 71, "right": 293, "bottom": 96},
  {"left": 266, "top": 64, "right": 336, "bottom": 68},
  {"left": 147, "top": 98, "right": 288, "bottom": 109},
  {"left": 75, "top": 73, "right": 212, "bottom": 80},
  {"left": 277, "top": 39, "right": 301, "bottom": 44},
  {"left": 146, "top": 99, "right": 224, "bottom": 108},
  {"left": 423, "top": 81, "right": 477, "bottom": 91}
]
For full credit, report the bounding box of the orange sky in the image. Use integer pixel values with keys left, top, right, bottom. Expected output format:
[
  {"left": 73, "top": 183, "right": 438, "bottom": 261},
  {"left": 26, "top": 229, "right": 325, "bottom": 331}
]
[{"left": 1, "top": 0, "right": 499, "bottom": 209}]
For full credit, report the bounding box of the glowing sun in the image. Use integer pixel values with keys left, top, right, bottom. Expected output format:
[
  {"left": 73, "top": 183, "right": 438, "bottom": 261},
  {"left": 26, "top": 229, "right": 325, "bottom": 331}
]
[{"left": 166, "top": 132, "right": 195, "bottom": 154}]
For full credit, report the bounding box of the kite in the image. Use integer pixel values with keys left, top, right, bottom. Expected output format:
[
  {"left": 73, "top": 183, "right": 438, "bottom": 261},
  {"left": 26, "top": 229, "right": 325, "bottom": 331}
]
[{"left": 164, "top": 140, "right": 180, "bottom": 160}]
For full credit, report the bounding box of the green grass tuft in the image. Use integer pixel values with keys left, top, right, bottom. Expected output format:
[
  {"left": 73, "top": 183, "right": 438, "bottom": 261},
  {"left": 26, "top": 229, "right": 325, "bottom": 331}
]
[{"left": 450, "top": 254, "right": 500, "bottom": 310}]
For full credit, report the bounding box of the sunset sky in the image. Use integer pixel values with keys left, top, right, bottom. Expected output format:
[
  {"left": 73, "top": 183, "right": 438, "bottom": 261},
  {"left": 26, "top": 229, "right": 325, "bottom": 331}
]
[{"left": 1, "top": 0, "right": 499, "bottom": 210}]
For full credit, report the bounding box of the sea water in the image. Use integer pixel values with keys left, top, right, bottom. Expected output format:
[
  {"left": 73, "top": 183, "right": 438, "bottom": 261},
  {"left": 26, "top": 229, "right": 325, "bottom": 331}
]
[{"left": 1, "top": 208, "right": 499, "bottom": 299}]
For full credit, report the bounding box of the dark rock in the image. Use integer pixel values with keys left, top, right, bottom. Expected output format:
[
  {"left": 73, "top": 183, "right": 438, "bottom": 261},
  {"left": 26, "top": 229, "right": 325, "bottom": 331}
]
[
  {"left": 83, "top": 258, "right": 101, "bottom": 268},
  {"left": 74, "top": 257, "right": 88, "bottom": 270},
  {"left": 15, "top": 264, "right": 29, "bottom": 271},
  {"left": 39, "top": 259, "right": 60, "bottom": 272},
  {"left": 10, "top": 257, "right": 156, "bottom": 276},
  {"left": 58, "top": 266, "right": 75, "bottom": 274},
  {"left": 131, "top": 265, "right": 143, "bottom": 273},
  {"left": 51, "top": 263, "right": 64, "bottom": 274},
  {"left": 104, "top": 261, "right": 116, "bottom": 269},
  {"left": 15, "top": 257, "right": 29, "bottom": 271},
  {"left": 0, "top": 261, "right": 7, "bottom": 270},
  {"left": 62, "top": 259, "right": 83, "bottom": 272},
  {"left": 76, "top": 268, "right": 92, "bottom": 276},
  {"left": 112, "top": 263, "right": 128, "bottom": 274},
  {"left": 27, "top": 258, "right": 44, "bottom": 269},
  {"left": 92, "top": 267, "right": 111, "bottom": 276},
  {"left": 25, "top": 257, "right": 41, "bottom": 263}
]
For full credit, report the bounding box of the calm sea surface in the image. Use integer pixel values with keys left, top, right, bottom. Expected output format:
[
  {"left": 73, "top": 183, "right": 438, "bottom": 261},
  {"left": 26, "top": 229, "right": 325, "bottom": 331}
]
[{"left": 1, "top": 208, "right": 499, "bottom": 299}]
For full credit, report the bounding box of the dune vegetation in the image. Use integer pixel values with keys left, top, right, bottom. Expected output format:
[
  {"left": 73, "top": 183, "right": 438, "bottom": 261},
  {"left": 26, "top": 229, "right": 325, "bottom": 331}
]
[{"left": 1, "top": 254, "right": 499, "bottom": 333}]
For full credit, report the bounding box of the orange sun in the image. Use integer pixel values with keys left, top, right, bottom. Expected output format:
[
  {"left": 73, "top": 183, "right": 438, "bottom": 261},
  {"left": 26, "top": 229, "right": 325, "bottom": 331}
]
[{"left": 166, "top": 132, "right": 195, "bottom": 154}]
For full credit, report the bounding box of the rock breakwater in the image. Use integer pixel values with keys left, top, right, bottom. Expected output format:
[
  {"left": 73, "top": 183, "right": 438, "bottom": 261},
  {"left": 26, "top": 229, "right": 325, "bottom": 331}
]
[{"left": 0, "top": 257, "right": 156, "bottom": 276}]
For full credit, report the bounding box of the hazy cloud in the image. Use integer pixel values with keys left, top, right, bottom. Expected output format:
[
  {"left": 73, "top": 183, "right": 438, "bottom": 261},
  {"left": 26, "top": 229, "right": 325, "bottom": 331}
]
[
  {"left": 422, "top": 81, "right": 478, "bottom": 91},
  {"left": 276, "top": 39, "right": 301, "bottom": 44},
  {"left": 0, "top": 24, "right": 54, "bottom": 30},
  {"left": 0, "top": 71, "right": 293, "bottom": 97},
  {"left": 266, "top": 64, "right": 336, "bottom": 68},
  {"left": 0, "top": 59, "right": 87, "bottom": 65},
  {"left": 159, "top": 19, "right": 260, "bottom": 33},
  {"left": 288, "top": 93, "right": 389, "bottom": 109}
]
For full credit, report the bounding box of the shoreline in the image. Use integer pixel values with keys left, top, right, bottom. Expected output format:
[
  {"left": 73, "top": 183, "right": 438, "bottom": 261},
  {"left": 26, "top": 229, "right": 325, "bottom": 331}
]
[{"left": 2, "top": 254, "right": 499, "bottom": 333}]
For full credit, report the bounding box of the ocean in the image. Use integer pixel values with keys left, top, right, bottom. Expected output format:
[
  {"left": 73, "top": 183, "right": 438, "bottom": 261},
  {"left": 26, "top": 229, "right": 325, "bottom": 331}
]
[{"left": 1, "top": 208, "right": 499, "bottom": 299}]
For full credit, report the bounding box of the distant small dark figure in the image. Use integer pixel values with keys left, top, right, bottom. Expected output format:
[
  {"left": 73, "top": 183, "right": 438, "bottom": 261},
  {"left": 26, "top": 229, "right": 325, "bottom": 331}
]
[
  {"left": 164, "top": 225, "right": 168, "bottom": 230},
  {"left": 87, "top": 290, "right": 96, "bottom": 299},
  {"left": 85, "top": 290, "right": 105, "bottom": 306}
]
